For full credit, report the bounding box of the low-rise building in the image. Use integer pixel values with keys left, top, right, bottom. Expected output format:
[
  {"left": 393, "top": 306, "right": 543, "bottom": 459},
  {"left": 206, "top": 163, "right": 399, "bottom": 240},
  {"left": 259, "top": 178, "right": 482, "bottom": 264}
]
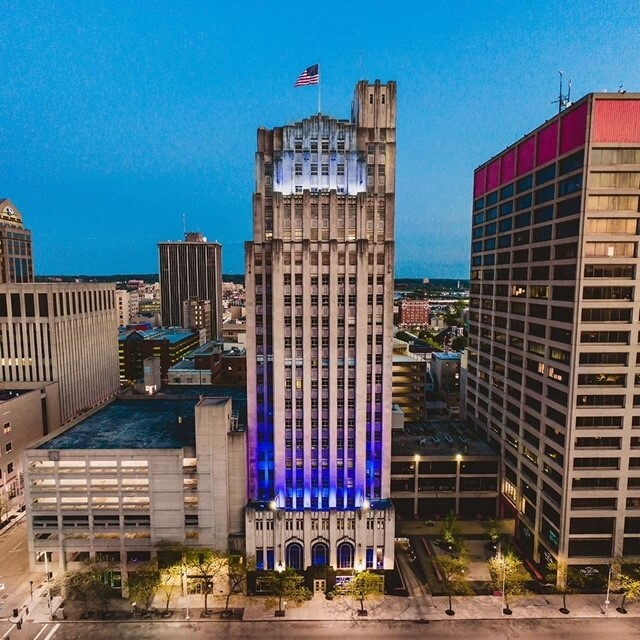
[
  {"left": 0, "top": 383, "right": 61, "bottom": 510},
  {"left": 391, "top": 420, "right": 499, "bottom": 520},
  {"left": 118, "top": 327, "right": 200, "bottom": 383},
  {"left": 25, "top": 388, "right": 247, "bottom": 592}
]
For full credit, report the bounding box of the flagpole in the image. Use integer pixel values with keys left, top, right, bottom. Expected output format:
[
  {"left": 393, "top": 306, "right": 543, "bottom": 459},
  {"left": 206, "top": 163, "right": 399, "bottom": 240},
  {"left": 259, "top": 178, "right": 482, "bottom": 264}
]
[{"left": 318, "top": 64, "right": 321, "bottom": 114}]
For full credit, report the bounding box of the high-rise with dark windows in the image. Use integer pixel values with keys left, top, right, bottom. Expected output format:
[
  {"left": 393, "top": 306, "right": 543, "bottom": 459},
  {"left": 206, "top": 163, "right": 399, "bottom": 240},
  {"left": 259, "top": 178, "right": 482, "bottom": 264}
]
[
  {"left": 158, "top": 232, "right": 223, "bottom": 341},
  {"left": 244, "top": 81, "right": 396, "bottom": 578},
  {"left": 467, "top": 93, "right": 640, "bottom": 574},
  {"left": 0, "top": 199, "right": 34, "bottom": 283}
]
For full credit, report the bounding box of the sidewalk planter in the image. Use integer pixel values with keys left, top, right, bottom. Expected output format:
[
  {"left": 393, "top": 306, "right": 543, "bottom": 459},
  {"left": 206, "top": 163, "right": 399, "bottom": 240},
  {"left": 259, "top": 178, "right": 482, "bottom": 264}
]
[
  {"left": 357, "top": 609, "right": 368, "bottom": 616},
  {"left": 275, "top": 609, "right": 285, "bottom": 617}
]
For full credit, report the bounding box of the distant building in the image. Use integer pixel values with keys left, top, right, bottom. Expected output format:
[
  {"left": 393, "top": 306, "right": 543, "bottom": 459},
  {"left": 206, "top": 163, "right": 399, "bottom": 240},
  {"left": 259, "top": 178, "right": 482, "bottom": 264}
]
[
  {"left": 159, "top": 232, "right": 223, "bottom": 341},
  {"left": 25, "top": 390, "right": 247, "bottom": 591},
  {"left": 168, "top": 342, "right": 247, "bottom": 387},
  {"left": 392, "top": 341, "right": 430, "bottom": 423},
  {"left": 118, "top": 327, "right": 200, "bottom": 382},
  {"left": 430, "top": 352, "right": 461, "bottom": 405},
  {"left": 400, "top": 298, "right": 430, "bottom": 326},
  {"left": 182, "top": 297, "right": 211, "bottom": 337},
  {"left": 0, "top": 283, "right": 119, "bottom": 424},
  {"left": 115, "top": 289, "right": 139, "bottom": 327},
  {"left": 0, "top": 199, "right": 34, "bottom": 283}
]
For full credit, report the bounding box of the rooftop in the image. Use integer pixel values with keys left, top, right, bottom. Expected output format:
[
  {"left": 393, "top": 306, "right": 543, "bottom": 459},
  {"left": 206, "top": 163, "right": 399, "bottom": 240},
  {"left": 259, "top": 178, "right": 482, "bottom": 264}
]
[
  {"left": 0, "top": 388, "right": 36, "bottom": 403},
  {"left": 118, "top": 327, "right": 197, "bottom": 344},
  {"left": 39, "top": 386, "right": 247, "bottom": 450},
  {"left": 392, "top": 421, "right": 496, "bottom": 458}
]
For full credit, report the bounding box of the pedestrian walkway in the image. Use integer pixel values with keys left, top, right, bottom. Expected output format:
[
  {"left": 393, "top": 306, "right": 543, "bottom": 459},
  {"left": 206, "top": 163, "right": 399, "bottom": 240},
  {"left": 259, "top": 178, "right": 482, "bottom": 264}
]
[{"left": 14, "top": 576, "right": 640, "bottom": 624}]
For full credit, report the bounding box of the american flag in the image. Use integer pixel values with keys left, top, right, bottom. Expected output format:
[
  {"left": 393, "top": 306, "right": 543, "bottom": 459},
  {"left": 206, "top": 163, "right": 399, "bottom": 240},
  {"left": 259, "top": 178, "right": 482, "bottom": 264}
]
[{"left": 294, "top": 64, "right": 319, "bottom": 87}]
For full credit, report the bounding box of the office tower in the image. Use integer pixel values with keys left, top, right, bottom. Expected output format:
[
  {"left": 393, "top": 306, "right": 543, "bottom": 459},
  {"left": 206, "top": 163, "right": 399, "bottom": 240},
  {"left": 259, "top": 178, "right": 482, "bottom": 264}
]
[
  {"left": 245, "top": 80, "right": 396, "bottom": 578},
  {"left": 115, "top": 288, "right": 140, "bottom": 327},
  {"left": 158, "top": 232, "right": 223, "bottom": 341},
  {"left": 0, "top": 199, "right": 34, "bottom": 283},
  {"left": 467, "top": 93, "right": 640, "bottom": 572},
  {"left": 0, "top": 283, "right": 120, "bottom": 424}
]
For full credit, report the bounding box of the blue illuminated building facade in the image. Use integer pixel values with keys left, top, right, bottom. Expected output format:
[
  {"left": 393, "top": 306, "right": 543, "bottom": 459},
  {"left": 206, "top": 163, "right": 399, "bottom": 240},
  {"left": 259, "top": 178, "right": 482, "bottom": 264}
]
[{"left": 245, "top": 81, "right": 396, "bottom": 578}]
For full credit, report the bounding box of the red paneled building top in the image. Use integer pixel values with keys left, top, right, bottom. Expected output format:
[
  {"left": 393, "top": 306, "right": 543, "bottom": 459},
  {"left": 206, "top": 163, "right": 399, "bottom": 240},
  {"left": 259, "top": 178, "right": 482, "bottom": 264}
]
[{"left": 474, "top": 94, "right": 640, "bottom": 198}]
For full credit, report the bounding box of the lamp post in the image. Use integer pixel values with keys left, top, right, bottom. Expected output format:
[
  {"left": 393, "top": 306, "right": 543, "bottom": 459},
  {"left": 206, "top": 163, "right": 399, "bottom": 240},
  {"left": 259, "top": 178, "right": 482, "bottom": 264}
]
[
  {"left": 605, "top": 564, "right": 612, "bottom": 611},
  {"left": 44, "top": 552, "right": 52, "bottom": 620},
  {"left": 182, "top": 565, "right": 190, "bottom": 621}
]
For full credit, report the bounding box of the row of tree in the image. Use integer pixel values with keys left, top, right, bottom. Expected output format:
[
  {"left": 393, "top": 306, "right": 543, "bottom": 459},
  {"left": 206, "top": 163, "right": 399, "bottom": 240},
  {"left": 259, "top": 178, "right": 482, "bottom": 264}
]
[
  {"left": 435, "top": 512, "right": 640, "bottom": 616},
  {"left": 59, "top": 543, "right": 385, "bottom": 618}
]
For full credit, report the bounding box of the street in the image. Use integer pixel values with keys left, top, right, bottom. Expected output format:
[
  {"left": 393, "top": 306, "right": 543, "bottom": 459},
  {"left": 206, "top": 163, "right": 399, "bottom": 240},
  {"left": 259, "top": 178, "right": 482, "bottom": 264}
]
[
  {"left": 3, "top": 617, "right": 638, "bottom": 640},
  {"left": 0, "top": 517, "right": 43, "bottom": 620}
]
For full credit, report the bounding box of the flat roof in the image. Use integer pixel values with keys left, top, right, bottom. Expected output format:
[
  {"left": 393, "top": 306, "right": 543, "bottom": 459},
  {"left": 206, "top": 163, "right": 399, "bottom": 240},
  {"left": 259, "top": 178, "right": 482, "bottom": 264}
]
[
  {"left": 392, "top": 421, "right": 496, "bottom": 457},
  {"left": 0, "top": 388, "right": 37, "bottom": 402},
  {"left": 39, "top": 386, "right": 246, "bottom": 451}
]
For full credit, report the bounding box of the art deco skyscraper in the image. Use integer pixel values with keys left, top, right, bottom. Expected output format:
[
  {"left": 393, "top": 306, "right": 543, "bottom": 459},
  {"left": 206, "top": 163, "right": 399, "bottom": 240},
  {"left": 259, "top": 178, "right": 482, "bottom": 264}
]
[
  {"left": 158, "top": 232, "right": 223, "bottom": 341},
  {"left": 245, "top": 81, "right": 396, "bottom": 575},
  {"left": 0, "top": 199, "right": 34, "bottom": 283},
  {"left": 467, "top": 93, "right": 640, "bottom": 573}
]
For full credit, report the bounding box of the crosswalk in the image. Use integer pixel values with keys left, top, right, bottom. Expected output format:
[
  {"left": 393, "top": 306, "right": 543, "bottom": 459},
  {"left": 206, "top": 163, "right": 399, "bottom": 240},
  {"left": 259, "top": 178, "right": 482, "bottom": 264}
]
[{"left": 32, "top": 622, "right": 61, "bottom": 640}]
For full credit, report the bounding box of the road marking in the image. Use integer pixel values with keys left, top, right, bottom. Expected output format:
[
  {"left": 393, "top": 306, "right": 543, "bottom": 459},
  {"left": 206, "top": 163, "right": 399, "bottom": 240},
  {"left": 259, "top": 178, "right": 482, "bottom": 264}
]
[
  {"left": 43, "top": 623, "right": 60, "bottom": 640},
  {"left": 33, "top": 625, "right": 51, "bottom": 640}
]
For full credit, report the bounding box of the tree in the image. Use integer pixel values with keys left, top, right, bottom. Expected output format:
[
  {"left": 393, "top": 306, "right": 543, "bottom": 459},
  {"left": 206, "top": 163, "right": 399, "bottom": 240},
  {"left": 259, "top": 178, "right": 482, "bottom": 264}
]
[
  {"left": 334, "top": 570, "right": 384, "bottom": 615},
  {"left": 441, "top": 511, "right": 461, "bottom": 552},
  {"left": 158, "top": 563, "right": 182, "bottom": 615},
  {"left": 438, "top": 554, "right": 473, "bottom": 615},
  {"left": 221, "top": 555, "right": 253, "bottom": 617},
  {"left": 263, "top": 567, "right": 312, "bottom": 615},
  {"left": 451, "top": 335, "right": 468, "bottom": 351},
  {"left": 484, "top": 517, "right": 501, "bottom": 551},
  {"left": 487, "top": 551, "right": 530, "bottom": 615},
  {"left": 184, "top": 548, "right": 226, "bottom": 615},
  {"left": 59, "top": 566, "right": 114, "bottom": 616},
  {"left": 546, "top": 561, "right": 586, "bottom": 614},
  {"left": 128, "top": 563, "right": 161, "bottom": 612},
  {"left": 0, "top": 495, "right": 9, "bottom": 523},
  {"left": 617, "top": 567, "right": 640, "bottom": 614}
]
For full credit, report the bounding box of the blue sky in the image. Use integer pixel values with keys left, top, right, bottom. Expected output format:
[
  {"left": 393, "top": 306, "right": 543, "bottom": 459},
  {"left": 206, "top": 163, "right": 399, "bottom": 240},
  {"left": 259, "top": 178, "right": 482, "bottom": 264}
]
[{"left": 1, "top": 0, "right": 638, "bottom": 277}]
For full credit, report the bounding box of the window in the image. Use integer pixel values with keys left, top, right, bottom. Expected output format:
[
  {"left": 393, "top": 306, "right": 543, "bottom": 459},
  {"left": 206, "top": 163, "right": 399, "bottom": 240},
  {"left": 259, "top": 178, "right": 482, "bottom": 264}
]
[
  {"left": 586, "top": 218, "right": 637, "bottom": 235},
  {"left": 337, "top": 542, "right": 354, "bottom": 569},
  {"left": 4, "top": 442, "right": 11, "bottom": 454}
]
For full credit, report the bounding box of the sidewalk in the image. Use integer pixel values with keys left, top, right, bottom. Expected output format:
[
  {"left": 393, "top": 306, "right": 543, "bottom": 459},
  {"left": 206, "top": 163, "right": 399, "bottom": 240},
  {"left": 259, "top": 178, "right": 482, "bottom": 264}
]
[
  {"left": 0, "top": 507, "right": 26, "bottom": 538},
  {"left": 19, "top": 589, "right": 640, "bottom": 624}
]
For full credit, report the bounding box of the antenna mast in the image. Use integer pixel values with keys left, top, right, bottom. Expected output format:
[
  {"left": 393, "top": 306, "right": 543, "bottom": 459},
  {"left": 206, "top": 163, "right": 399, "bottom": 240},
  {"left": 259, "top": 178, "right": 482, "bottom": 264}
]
[{"left": 553, "top": 71, "right": 572, "bottom": 114}]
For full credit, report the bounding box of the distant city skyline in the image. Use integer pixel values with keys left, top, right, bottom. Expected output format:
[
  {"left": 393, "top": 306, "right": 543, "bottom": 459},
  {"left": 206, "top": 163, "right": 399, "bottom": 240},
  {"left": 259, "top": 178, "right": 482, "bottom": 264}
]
[{"left": 1, "top": 0, "right": 638, "bottom": 278}]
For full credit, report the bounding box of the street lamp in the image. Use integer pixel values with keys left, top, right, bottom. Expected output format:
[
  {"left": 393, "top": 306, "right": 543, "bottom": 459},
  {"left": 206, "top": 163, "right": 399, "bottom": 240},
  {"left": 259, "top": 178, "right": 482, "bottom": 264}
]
[
  {"left": 182, "top": 566, "right": 190, "bottom": 621},
  {"left": 44, "top": 552, "right": 52, "bottom": 620},
  {"left": 605, "top": 564, "right": 612, "bottom": 611}
]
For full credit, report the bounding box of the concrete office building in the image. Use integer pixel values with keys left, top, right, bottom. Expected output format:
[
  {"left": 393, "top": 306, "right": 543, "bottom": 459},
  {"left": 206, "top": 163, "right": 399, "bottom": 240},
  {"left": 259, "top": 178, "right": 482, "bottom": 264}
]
[
  {"left": 0, "top": 383, "right": 61, "bottom": 510},
  {"left": 467, "top": 93, "right": 640, "bottom": 572},
  {"left": 0, "top": 283, "right": 119, "bottom": 424},
  {"left": 0, "top": 199, "right": 34, "bottom": 284},
  {"left": 245, "top": 80, "right": 397, "bottom": 581},
  {"left": 159, "top": 232, "right": 223, "bottom": 342},
  {"left": 25, "top": 390, "right": 247, "bottom": 591},
  {"left": 115, "top": 289, "right": 139, "bottom": 327}
]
